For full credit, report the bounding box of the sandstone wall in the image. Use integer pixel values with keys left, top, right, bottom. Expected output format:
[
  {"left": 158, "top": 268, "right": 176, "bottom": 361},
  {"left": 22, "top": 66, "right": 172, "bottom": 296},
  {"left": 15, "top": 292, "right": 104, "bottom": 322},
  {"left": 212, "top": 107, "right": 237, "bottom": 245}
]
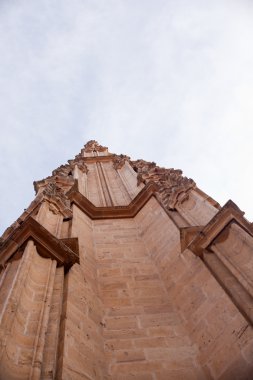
[
  {"left": 135, "top": 196, "right": 253, "bottom": 379},
  {"left": 176, "top": 189, "right": 218, "bottom": 226},
  {"left": 79, "top": 161, "right": 143, "bottom": 208},
  {"left": 0, "top": 241, "right": 63, "bottom": 380},
  {"left": 58, "top": 205, "right": 106, "bottom": 379},
  {"left": 92, "top": 217, "right": 203, "bottom": 380},
  {"left": 58, "top": 264, "right": 106, "bottom": 380},
  {"left": 1, "top": 142, "right": 252, "bottom": 380}
]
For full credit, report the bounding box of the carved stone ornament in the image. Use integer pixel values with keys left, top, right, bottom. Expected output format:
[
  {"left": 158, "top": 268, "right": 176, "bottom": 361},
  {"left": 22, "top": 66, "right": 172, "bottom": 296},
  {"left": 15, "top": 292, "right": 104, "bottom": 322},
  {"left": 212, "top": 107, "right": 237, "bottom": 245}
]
[
  {"left": 83, "top": 140, "right": 108, "bottom": 153},
  {"left": 52, "top": 164, "right": 73, "bottom": 177},
  {"left": 34, "top": 158, "right": 88, "bottom": 198},
  {"left": 130, "top": 159, "right": 195, "bottom": 210},
  {"left": 75, "top": 161, "right": 89, "bottom": 173},
  {"left": 67, "top": 159, "right": 89, "bottom": 174},
  {"left": 42, "top": 182, "right": 71, "bottom": 210},
  {"left": 113, "top": 154, "right": 130, "bottom": 170}
]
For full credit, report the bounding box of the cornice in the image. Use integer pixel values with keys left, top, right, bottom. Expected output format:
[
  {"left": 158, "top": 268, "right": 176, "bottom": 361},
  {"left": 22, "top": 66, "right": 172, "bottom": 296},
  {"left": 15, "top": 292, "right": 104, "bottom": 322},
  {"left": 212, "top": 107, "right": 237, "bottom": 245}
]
[
  {"left": 126, "top": 159, "right": 195, "bottom": 209},
  {"left": 34, "top": 175, "right": 75, "bottom": 195},
  {"left": 67, "top": 181, "right": 158, "bottom": 219},
  {"left": 80, "top": 155, "right": 116, "bottom": 164},
  {"left": 0, "top": 217, "right": 79, "bottom": 270},
  {"left": 33, "top": 142, "right": 197, "bottom": 213},
  {"left": 181, "top": 200, "right": 253, "bottom": 256}
]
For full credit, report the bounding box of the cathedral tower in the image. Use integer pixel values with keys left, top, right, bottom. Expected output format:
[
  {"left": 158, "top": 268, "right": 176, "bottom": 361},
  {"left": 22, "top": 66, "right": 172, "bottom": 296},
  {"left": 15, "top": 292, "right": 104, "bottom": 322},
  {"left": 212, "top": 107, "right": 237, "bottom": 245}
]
[{"left": 0, "top": 141, "right": 252, "bottom": 379}]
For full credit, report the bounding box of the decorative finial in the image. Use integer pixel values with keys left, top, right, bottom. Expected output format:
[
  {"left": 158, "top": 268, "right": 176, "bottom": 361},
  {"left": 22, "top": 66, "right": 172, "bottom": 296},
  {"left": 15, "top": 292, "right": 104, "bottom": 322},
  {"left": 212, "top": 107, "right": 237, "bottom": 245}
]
[{"left": 84, "top": 140, "right": 108, "bottom": 153}]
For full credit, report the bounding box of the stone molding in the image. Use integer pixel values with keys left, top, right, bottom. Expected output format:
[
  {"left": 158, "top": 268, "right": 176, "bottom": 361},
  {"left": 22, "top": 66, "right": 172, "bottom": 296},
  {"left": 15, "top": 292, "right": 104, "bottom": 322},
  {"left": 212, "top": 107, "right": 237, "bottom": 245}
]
[
  {"left": 34, "top": 175, "right": 75, "bottom": 196},
  {"left": 83, "top": 140, "right": 108, "bottom": 153},
  {"left": 112, "top": 154, "right": 130, "bottom": 170},
  {"left": 52, "top": 163, "right": 73, "bottom": 177},
  {"left": 96, "top": 154, "right": 195, "bottom": 210},
  {"left": 67, "top": 181, "right": 158, "bottom": 219},
  {"left": 1, "top": 141, "right": 253, "bottom": 378},
  {"left": 74, "top": 160, "right": 89, "bottom": 173},
  {"left": 180, "top": 226, "right": 203, "bottom": 252},
  {"left": 0, "top": 216, "right": 79, "bottom": 270},
  {"left": 72, "top": 140, "right": 109, "bottom": 161},
  {"left": 34, "top": 142, "right": 196, "bottom": 212},
  {"left": 0, "top": 240, "right": 64, "bottom": 379},
  {"left": 129, "top": 159, "right": 196, "bottom": 210},
  {"left": 181, "top": 200, "right": 253, "bottom": 325},
  {"left": 1, "top": 188, "right": 73, "bottom": 246},
  {"left": 41, "top": 182, "right": 72, "bottom": 218},
  {"left": 181, "top": 200, "right": 253, "bottom": 257}
]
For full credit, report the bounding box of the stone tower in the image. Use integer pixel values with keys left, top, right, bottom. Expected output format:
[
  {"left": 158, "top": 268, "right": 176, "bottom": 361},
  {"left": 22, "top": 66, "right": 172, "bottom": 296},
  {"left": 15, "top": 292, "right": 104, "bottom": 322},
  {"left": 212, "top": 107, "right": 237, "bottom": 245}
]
[{"left": 0, "top": 140, "right": 253, "bottom": 379}]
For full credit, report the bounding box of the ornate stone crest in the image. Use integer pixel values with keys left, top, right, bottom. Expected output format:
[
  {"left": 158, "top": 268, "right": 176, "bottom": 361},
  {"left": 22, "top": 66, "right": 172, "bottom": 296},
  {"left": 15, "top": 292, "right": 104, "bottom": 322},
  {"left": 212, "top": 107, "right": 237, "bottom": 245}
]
[
  {"left": 42, "top": 182, "right": 71, "bottom": 209},
  {"left": 113, "top": 154, "right": 130, "bottom": 170},
  {"left": 129, "top": 159, "right": 195, "bottom": 210},
  {"left": 84, "top": 140, "right": 108, "bottom": 153}
]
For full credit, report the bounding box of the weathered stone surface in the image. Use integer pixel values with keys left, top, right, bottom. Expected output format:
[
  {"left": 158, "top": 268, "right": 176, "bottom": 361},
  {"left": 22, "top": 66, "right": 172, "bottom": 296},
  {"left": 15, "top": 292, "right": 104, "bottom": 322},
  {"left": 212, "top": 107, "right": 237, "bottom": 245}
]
[{"left": 0, "top": 141, "right": 252, "bottom": 379}]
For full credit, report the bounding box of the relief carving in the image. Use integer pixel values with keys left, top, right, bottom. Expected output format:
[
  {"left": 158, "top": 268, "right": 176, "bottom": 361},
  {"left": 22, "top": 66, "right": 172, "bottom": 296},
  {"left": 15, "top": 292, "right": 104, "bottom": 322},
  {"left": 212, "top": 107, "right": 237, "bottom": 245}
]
[
  {"left": 52, "top": 164, "right": 72, "bottom": 177},
  {"left": 75, "top": 161, "right": 89, "bottom": 174},
  {"left": 113, "top": 154, "right": 130, "bottom": 170},
  {"left": 48, "top": 202, "right": 61, "bottom": 215},
  {"left": 67, "top": 159, "right": 89, "bottom": 174},
  {"left": 83, "top": 140, "right": 108, "bottom": 153},
  {"left": 42, "top": 182, "right": 71, "bottom": 209},
  {"left": 40, "top": 182, "right": 72, "bottom": 221},
  {"left": 129, "top": 159, "right": 195, "bottom": 210},
  {"left": 53, "top": 160, "right": 89, "bottom": 176},
  {"left": 35, "top": 159, "right": 88, "bottom": 199},
  {"left": 32, "top": 143, "right": 195, "bottom": 216}
]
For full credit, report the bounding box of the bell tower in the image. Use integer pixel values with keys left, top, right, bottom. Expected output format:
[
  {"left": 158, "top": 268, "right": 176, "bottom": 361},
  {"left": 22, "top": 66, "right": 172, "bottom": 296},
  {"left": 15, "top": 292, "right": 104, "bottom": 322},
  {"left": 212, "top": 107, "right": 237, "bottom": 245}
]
[{"left": 0, "top": 141, "right": 252, "bottom": 379}]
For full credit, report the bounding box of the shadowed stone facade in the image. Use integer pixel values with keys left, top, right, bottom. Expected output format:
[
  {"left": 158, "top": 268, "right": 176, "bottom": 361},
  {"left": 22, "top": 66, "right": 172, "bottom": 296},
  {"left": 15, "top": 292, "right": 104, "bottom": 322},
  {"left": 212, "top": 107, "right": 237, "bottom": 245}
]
[{"left": 0, "top": 140, "right": 253, "bottom": 379}]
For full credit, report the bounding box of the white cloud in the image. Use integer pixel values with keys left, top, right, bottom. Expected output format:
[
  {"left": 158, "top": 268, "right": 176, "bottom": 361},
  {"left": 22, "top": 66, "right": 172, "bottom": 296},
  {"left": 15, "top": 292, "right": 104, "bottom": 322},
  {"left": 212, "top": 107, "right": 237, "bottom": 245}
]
[{"left": 0, "top": 0, "right": 253, "bottom": 232}]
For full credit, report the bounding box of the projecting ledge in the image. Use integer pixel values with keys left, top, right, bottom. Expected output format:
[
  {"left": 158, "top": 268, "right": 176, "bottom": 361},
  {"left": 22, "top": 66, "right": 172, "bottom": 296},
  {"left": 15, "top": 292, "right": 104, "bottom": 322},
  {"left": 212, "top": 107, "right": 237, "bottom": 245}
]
[
  {"left": 180, "top": 200, "right": 253, "bottom": 325},
  {"left": 180, "top": 200, "right": 253, "bottom": 256},
  {"left": 0, "top": 216, "right": 79, "bottom": 270},
  {"left": 67, "top": 181, "right": 159, "bottom": 219}
]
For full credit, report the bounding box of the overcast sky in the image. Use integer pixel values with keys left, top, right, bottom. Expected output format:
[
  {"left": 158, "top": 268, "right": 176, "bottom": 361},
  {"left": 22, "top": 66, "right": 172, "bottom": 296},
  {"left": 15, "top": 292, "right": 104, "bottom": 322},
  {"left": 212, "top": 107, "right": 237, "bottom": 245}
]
[{"left": 0, "top": 0, "right": 253, "bottom": 234}]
